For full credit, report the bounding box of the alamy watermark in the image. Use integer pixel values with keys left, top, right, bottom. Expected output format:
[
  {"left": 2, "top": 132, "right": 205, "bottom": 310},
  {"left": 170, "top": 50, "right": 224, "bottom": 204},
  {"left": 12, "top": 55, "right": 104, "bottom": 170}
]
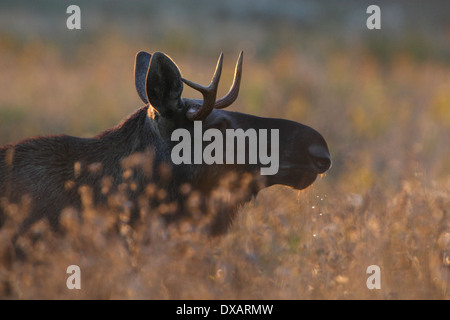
[
  {"left": 367, "top": 5, "right": 381, "bottom": 30},
  {"left": 171, "top": 121, "right": 280, "bottom": 175},
  {"left": 66, "top": 5, "right": 81, "bottom": 30},
  {"left": 67, "top": 5, "right": 381, "bottom": 31},
  {"left": 366, "top": 265, "right": 381, "bottom": 289},
  {"left": 66, "top": 265, "right": 81, "bottom": 290}
]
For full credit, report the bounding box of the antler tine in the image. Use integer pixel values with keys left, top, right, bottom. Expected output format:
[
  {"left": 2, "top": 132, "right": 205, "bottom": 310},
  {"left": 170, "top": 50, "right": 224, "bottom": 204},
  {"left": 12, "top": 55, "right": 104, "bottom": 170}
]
[
  {"left": 182, "top": 53, "right": 223, "bottom": 120},
  {"left": 214, "top": 51, "right": 243, "bottom": 109}
]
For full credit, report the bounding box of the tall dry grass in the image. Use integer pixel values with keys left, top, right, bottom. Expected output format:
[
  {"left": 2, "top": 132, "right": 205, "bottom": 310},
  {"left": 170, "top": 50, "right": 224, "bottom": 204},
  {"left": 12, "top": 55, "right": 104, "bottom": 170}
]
[{"left": 0, "top": 26, "right": 449, "bottom": 299}]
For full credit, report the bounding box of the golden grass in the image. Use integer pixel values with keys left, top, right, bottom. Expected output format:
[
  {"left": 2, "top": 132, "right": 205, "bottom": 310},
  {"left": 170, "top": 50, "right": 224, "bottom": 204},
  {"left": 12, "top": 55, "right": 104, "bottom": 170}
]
[{"left": 0, "top": 177, "right": 448, "bottom": 299}]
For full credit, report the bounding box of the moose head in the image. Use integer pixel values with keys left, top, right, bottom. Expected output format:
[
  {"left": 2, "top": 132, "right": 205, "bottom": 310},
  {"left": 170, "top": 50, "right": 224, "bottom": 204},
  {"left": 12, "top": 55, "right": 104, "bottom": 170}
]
[{"left": 135, "top": 51, "right": 331, "bottom": 193}]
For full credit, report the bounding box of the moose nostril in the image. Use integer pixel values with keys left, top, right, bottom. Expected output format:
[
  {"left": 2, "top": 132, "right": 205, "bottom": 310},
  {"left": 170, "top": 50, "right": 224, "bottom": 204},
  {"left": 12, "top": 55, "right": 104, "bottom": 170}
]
[
  {"left": 315, "top": 157, "right": 331, "bottom": 170},
  {"left": 308, "top": 145, "right": 332, "bottom": 173}
]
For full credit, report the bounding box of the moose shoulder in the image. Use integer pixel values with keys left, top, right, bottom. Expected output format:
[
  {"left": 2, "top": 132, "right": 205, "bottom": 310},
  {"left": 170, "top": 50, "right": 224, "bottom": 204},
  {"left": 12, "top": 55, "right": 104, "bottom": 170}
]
[{"left": 0, "top": 51, "right": 331, "bottom": 241}]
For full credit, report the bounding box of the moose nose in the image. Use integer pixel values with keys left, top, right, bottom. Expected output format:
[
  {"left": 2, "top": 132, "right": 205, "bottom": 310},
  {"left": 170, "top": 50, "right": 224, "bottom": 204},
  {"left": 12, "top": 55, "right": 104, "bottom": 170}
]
[{"left": 308, "top": 145, "right": 332, "bottom": 173}]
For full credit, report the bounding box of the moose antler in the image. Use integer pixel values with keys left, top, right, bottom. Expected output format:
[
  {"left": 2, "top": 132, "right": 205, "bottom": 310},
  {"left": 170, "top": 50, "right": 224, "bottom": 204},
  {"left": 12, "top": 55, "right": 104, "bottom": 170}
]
[{"left": 182, "top": 51, "right": 243, "bottom": 121}]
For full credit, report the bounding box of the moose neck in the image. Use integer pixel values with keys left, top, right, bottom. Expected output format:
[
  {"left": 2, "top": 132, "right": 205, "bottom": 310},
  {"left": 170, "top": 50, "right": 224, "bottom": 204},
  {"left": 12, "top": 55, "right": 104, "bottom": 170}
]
[{"left": 95, "top": 106, "right": 158, "bottom": 158}]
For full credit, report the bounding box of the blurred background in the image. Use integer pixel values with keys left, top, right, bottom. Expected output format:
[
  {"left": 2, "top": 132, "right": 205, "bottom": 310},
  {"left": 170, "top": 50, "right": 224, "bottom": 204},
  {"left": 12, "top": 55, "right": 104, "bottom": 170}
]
[{"left": 0, "top": 0, "right": 449, "bottom": 299}]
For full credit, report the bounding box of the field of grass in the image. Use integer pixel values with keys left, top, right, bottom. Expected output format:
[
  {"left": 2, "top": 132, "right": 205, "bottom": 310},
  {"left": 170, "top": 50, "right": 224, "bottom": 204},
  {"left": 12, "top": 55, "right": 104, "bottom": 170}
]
[{"left": 0, "top": 1, "right": 449, "bottom": 299}]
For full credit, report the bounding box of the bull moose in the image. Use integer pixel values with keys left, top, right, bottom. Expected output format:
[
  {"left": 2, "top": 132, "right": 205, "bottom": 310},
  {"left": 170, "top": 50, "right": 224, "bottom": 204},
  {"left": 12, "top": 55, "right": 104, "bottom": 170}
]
[{"left": 0, "top": 51, "right": 331, "bottom": 242}]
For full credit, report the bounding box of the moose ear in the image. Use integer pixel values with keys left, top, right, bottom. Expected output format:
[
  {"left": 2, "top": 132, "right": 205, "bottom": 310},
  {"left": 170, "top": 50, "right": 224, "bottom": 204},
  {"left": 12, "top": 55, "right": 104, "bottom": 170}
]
[
  {"left": 146, "top": 52, "right": 183, "bottom": 117},
  {"left": 135, "top": 51, "right": 152, "bottom": 104}
]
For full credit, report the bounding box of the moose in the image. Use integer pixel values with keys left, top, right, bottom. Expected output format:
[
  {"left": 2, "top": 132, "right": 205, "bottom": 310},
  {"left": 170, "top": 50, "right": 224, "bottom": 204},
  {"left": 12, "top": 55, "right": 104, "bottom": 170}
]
[{"left": 0, "top": 51, "right": 331, "bottom": 242}]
